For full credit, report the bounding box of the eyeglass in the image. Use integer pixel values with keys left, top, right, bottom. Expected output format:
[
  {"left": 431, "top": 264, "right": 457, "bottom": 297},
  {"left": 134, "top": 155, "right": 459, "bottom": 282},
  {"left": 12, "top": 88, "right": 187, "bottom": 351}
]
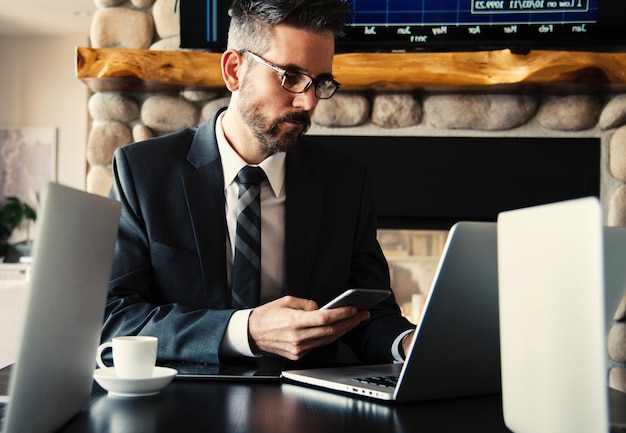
[{"left": 242, "top": 50, "right": 341, "bottom": 99}]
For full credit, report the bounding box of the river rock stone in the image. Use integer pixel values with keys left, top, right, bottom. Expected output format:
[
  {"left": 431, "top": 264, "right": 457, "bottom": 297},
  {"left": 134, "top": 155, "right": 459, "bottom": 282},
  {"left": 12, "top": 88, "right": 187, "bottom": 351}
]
[
  {"left": 86, "top": 166, "right": 114, "bottom": 196},
  {"left": 199, "top": 96, "right": 231, "bottom": 124},
  {"left": 312, "top": 93, "right": 370, "bottom": 127},
  {"left": 610, "top": 125, "right": 626, "bottom": 181},
  {"left": 608, "top": 184, "right": 626, "bottom": 226},
  {"left": 88, "top": 92, "right": 139, "bottom": 123},
  {"left": 153, "top": 0, "right": 180, "bottom": 39},
  {"left": 371, "top": 93, "right": 422, "bottom": 128},
  {"left": 424, "top": 94, "right": 538, "bottom": 130},
  {"left": 600, "top": 94, "right": 626, "bottom": 130},
  {"left": 141, "top": 95, "right": 199, "bottom": 132},
  {"left": 91, "top": 8, "right": 154, "bottom": 49},
  {"left": 609, "top": 323, "right": 626, "bottom": 362},
  {"left": 181, "top": 89, "right": 221, "bottom": 102},
  {"left": 132, "top": 124, "right": 154, "bottom": 142},
  {"left": 610, "top": 368, "right": 626, "bottom": 393},
  {"left": 536, "top": 95, "right": 601, "bottom": 131},
  {"left": 87, "top": 121, "right": 132, "bottom": 166}
]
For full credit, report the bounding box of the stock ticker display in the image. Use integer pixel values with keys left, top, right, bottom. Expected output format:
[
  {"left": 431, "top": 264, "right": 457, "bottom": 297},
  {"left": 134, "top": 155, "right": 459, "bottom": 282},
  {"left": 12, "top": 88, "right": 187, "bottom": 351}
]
[{"left": 341, "top": 0, "right": 602, "bottom": 50}]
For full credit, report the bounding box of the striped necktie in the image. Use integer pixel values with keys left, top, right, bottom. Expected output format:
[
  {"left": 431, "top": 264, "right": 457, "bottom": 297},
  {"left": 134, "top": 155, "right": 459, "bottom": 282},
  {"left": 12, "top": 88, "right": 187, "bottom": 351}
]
[{"left": 231, "top": 165, "right": 266, "bottom": 309}]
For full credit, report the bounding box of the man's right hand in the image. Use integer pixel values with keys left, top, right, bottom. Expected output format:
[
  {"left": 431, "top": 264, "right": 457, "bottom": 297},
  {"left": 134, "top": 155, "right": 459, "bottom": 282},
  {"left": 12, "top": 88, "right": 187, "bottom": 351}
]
[{"left": 247, "top": 295, "right": 370, "bottom": 361}]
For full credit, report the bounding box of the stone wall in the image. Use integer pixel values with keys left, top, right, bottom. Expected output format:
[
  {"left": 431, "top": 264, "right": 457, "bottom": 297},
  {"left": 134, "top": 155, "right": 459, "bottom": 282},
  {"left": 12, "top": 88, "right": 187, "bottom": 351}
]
[{"left": 87, "top": 0, "right": 626, "bottom": 386}]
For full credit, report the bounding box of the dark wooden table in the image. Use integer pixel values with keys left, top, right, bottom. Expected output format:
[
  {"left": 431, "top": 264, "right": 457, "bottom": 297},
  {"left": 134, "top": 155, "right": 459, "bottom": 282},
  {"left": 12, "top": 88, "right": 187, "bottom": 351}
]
[{"left": 1, "top": 365, "right": 511, "bottom": 433}]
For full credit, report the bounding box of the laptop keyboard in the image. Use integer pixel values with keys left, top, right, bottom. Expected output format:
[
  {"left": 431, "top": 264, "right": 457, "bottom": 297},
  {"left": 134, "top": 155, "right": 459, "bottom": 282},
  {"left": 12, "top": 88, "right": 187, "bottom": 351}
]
[{"left": 353, "top": 375, "right": 399, "bottom": 388}]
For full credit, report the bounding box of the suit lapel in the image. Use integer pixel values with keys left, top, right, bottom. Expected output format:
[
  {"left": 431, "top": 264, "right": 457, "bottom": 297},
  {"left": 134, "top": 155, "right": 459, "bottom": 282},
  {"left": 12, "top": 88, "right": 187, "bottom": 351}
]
[
  {"left": 180, "top": 112, "right": 326, "bottom": 304},
  {"left": 181, "top": 113, "right": 230, "bottom": 308},
  {"left": 284, "top": 147, "right": 324, "bottom": 299}
]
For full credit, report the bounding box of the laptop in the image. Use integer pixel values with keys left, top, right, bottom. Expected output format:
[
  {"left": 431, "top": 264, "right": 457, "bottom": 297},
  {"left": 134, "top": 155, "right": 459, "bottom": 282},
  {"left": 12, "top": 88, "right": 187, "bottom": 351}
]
[
  {"left": 0, "top": 183, "right": 121, "bottom": 433},
  {"left": 497, "top": 197, "right": 626, "bottom": 433},
  {"left": 282, "top": 221, "right": 501, "bottom": 402}
]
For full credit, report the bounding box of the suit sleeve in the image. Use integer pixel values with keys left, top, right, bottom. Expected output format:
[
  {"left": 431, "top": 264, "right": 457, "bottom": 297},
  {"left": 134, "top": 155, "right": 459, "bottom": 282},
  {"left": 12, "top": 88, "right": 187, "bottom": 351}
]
[
  {"left": 341, "top": 170, "right": 416, "bottom": 363},
  {"left": 102, "top": 147, "right": 233, "bottom": 365},
  {"left": 287, "top": 141, "right": 415, "bottom": 365}
]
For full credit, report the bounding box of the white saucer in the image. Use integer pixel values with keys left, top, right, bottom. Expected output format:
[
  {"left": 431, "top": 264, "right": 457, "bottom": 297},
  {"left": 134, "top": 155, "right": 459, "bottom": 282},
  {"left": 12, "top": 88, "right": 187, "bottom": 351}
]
[{"left": 93, "top": 366, "right": 178, "bottom": 398}]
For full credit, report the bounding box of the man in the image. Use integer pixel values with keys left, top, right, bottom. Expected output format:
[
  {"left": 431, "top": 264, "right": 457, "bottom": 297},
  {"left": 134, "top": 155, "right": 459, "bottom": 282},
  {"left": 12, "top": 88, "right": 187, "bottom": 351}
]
[{"left": 103, "top": 0, "right": 415, "bottom": 367}]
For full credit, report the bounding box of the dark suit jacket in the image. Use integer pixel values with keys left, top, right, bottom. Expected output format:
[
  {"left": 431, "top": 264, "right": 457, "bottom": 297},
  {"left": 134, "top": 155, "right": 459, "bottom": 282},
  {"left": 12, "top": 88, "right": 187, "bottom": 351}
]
[{"left": 103, "top": 110, "right": 414, "bottom": 366}]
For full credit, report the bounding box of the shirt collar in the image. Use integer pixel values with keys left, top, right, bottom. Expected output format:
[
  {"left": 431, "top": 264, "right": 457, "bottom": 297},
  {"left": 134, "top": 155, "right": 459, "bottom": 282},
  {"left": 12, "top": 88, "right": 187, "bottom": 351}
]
[{"left": 216, "top": 111, "right": 286, "bottom": 198}]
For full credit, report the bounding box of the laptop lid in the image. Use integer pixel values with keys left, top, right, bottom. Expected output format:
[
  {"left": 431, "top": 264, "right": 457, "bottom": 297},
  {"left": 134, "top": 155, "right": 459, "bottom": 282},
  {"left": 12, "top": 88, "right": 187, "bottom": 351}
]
[
  {"left": 283, "top": 221, "right": 501, "bottom": 402},
  {"left": 1, "top": 183, "right": 120, "bottom": 433},
  {"left": 497, "top": 197, "right": 614, "bottom": 433}
]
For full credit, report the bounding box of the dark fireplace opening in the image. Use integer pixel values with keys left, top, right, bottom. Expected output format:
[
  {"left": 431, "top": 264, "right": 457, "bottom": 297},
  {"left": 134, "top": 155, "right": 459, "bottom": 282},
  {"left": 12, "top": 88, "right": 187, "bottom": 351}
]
[
  {"left": 312, "top": 135, "right": 601, "bottom": 230},
  {"left": 310, "top": 135, "right": 601, "bottom": 321}
]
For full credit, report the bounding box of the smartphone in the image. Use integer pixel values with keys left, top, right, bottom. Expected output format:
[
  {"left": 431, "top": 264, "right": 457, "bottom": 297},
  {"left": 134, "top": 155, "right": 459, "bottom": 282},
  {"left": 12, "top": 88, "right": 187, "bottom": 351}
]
[{"left": 320, "top": 288, "right": 391, "bottom": 310}]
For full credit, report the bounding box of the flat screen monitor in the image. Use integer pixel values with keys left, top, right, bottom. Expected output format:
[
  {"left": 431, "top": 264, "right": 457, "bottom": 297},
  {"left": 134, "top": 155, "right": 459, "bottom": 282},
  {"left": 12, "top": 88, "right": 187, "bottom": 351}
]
[{"left": 179, "top": 0, "right": 626, "bottom": 52}]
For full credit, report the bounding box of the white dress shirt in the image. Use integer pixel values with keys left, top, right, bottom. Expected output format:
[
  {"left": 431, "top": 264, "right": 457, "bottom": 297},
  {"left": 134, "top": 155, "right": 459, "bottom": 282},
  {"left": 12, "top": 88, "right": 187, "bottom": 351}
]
[
  {"left": 215, "top": 111, "right": 408, "bottom": 361},
  {"left": 216, "top": 112, "right": 285, "bottom": 357}
]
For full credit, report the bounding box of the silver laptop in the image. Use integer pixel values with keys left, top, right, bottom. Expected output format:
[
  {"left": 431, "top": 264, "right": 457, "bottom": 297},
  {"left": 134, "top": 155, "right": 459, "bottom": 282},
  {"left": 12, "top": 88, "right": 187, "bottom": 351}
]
[
  {"left": 497, "top": 197, "right": 626, "bottom": 433},
  {"left": 0, "top": 183, "right": 120, "bottom": 433},
  {"left": 282, "top": 221, "right": 501, "bottom": 402}
]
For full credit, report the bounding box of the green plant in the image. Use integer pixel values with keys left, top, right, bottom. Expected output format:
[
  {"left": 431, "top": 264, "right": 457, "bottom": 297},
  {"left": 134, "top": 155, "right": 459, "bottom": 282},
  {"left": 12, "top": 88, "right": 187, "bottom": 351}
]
[{"left": 0, "top": 196, "right": 37, "bottom": 247}]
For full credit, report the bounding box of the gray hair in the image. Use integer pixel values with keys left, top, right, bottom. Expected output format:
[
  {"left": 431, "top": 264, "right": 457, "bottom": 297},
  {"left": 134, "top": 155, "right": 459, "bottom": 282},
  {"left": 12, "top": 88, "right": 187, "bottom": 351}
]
[{"left": 227, "top": 0, "right": 351, "bottom": 53}]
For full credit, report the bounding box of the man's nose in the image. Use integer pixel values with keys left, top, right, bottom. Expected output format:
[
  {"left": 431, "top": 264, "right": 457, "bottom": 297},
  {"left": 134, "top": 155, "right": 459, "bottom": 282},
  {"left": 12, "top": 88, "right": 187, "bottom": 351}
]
[{"left": 293, "top": 86, "right": 319, "bottom": 111}]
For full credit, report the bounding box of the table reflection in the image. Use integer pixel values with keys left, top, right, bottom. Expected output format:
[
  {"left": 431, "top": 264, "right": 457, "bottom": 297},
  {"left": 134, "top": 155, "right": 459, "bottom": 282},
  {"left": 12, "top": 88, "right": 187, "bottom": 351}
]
[
  {"left": 59, "top": 379, "right": 508, "bottom": 433},
  {"left": 87, "top": 394, "right": 172, "bottom": 433}
]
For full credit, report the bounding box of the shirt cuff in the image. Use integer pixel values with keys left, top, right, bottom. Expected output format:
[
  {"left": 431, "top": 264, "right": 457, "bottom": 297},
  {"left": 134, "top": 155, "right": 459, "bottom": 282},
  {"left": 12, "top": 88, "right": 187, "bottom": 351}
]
[
  {"left": 220, "top": 309, "right": 257, "bottom": 358},
  {"left": 391, "top": 329, "right": 415, "bottom": 362}
]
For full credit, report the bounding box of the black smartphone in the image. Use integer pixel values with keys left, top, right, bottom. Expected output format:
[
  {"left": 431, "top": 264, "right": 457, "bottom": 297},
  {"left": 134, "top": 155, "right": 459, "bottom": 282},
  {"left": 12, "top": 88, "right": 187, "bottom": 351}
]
[{"left": 320, "top": 288, "right": 391, "bottom": 310}]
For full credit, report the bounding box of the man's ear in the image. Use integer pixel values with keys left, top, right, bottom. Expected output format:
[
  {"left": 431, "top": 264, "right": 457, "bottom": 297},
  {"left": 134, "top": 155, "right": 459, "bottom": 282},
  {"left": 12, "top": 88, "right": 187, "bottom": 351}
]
[{"left": 221, "top": 50, "right": 243, "bottom": 92}]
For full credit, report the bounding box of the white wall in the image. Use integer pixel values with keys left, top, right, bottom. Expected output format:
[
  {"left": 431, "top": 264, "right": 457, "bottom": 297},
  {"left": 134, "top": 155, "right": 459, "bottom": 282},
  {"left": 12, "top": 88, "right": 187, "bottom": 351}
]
[
  {"left": 0, "top": 34, "right": 89, "bottom": 368},
  {"left": 0, "top": 279, "right": 27, "bottom": 369},
  {"left": 0, "top": 34, "right": 90, "bottom": 190}
]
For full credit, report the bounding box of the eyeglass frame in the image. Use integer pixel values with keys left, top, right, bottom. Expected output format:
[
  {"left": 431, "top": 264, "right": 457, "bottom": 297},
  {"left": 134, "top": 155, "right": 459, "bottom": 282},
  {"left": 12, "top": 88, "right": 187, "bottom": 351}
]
[{"left": 241, "top": 50, "right": 341, "bottom": 100}]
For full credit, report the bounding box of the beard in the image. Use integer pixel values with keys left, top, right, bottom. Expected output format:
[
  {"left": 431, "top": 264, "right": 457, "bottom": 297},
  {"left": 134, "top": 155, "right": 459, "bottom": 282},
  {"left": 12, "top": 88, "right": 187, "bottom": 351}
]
[{"left": 237, "top": 81, "right": 311, "bottom": 154}]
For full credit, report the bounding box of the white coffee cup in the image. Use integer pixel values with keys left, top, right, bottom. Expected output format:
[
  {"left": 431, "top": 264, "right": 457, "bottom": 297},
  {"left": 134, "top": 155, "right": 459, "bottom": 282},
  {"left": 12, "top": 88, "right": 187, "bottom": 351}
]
[{"left": 96, "top": 336, "right": 158, "bottom": 379}]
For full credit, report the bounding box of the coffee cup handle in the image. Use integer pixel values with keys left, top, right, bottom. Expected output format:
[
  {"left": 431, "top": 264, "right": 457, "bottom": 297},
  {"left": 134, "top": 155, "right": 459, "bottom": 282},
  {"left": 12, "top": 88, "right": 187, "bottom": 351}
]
[{"left": 96, "top": 342, "right": 113, "bottom": 369}]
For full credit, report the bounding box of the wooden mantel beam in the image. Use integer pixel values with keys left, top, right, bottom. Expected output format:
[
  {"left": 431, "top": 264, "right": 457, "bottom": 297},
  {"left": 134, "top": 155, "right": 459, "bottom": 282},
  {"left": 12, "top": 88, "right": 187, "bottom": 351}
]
[{"left": 76, "top": 46, "right": 626, "bottom": 93}]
